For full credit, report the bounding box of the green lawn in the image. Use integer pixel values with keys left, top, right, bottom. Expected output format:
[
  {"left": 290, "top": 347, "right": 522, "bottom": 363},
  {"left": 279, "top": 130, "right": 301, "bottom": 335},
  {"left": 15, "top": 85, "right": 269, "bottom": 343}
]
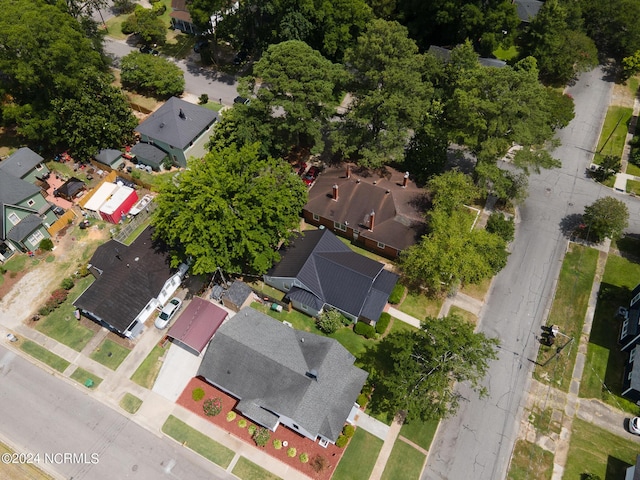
[
  {"left": 131, "top": 344, "right": 167, "bottom": 389},
  {"left": 627, "top": 178, "right": 640, "bottom": 195},
  {"left": 534, "top": 244, "right": 599, "bottom": 391},
  {"left": 380, "top": 439, "right": 426, "bottom": 480},
  {"left": 90, "top": 338, "right": 131, "bottom": 370},
  {"left": 162, "top": 415, "right": 234, "bottom": 468},
  {"left": 246, "top": 281, "right": 285, "bottom": 301},
  {"left": 202, "top": 101, "right": 225, "bottom": 112},
  {"left": 627, "top": 163, "right": 640, "bottom": 178},
  {"left": 333, "top": 428, "right": 383, "bottom": 480},
  {"left": 329, "top": 327, "right": 376, "bottom": 359},
  {"left": 20, "top": 340, "right": 70, "bottom": 373},
  {"left": 120, "top": 393, "right": 143, "bottom": 414},
  {"left": 448, "top": 305, "right": 478, "bottom": 326},
  {"left": 594, "top": 106, "right": 633, "bottom": 162},
  {"left": 2, "top": 253, "right": 31, "bottom": 273},
  {"left": 507, "top": 440, "right": 553, "bottom": 480},
  {"left": 399, "top": 418, "right": 439, "bottom": 451},
  {"left": 70, "top": 367, "right": 103, "bottom": 388},
  {"left": 123, "top": 222, "right": 151, "bottom": 246},
  {"left": 460, "top": 276, "right": 492, "bottom": 301},
  {"left": 614, "top": 235, "right": 640, "bottom": 258},
  {"left": 397, "top": 291, "right": 443, "bottom": 321},
  {"left": 580, "top": 254, "right": 640, "bottom": 413},
  {"left": 104, "top": 14, "right": 128, "bottom": 40},
  {"left": 34, "top": 276, "right": 96, "bottom": 351},
  {"left": 231, "top": 457, "right": 282, "bottom": 480},
  {"left": 563, "top": 418, "right": 639, "bottom": 480}
]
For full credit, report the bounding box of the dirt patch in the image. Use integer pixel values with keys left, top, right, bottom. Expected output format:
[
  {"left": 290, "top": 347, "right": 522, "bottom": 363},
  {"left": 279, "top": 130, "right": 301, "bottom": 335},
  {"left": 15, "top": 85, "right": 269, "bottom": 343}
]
[
  {"left": 611, "top": 82, "right": 636, "bottom": 108},
  {"left": 177, "top": 377, "right": 346, "bottom": 480}
]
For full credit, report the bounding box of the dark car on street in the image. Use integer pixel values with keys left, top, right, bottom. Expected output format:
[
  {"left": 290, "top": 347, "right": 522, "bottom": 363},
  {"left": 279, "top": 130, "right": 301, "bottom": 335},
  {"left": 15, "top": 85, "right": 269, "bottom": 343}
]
[
  {"left": 140, "top": 45, "right": 159, "bottom": 56},
  {"left": 234, "top": 96, "right": 250, "bottom": 105},
  {"left": 303, "top": 166, "right": 320, "bottom": 186}
]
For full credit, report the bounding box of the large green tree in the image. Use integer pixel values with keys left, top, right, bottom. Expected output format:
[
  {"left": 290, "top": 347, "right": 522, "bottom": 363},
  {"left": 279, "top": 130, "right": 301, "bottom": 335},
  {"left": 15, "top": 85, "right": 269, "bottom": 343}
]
[
  {"left": 580, "top": 0, "right": 640, "bottom": 60},
  {"left": 152, "top": 143, "right": 308, "bottom": 275},
  {"left": 582, "top": 196, "right": 629, "bottom": 242},
  {"left": 246, "top": 40, "right": 345, "bottom": 156},
  {"left": 519, "top": 0, "right": 597, "bottom": 86},
  {"left": 367, "top": 312, "right": 499, "bottom": 422},
  {"left": 331, "top": 19, "right": 432, "bottom": 168},
  {"left": 121, "top": 52, "right": 185, "bottom": 99},
  {"left": 121, "top": 6, "right": 167, "bottom": 46}
]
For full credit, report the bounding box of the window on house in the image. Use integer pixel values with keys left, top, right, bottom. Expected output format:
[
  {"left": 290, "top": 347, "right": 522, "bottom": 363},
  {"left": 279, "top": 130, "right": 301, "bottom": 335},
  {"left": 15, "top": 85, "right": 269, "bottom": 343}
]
[
  {"left": 377, "top": 242, "right": 385, "bottom": 249},
  {"left": 622, "top": 319, "right": 629, "bottom": 339},
  {"left": 301, "top": 304, "right": 308, "bottom": 311},
  {"left": 27, "top": 199, "right": 35, "bottom": 207},
  {"left": 334, "top": 221, "right": 347, "bottom": 232},
  {"left": 8, "top": 212, "right": 20, "bottom": 225},
  {"left": 35, "top": 163, "right": 44, "bottom": 171},
  {"left": 631, "top": 347, "right": 637, "bottom": 364},
  {"left": 292, "top": 424, "right": 299, "bottom": 430},
  {"left": 283, "top": 283, "right": 290, "bottom": 290},
  {"left": 27, "top": 230, "right": 44, "bottom": 245},
  {"left": 632, "top": 291, "right": 640, "bottom": 306},
  {"left": 312, "top": 214, "right": 319, "bottom": 221}
]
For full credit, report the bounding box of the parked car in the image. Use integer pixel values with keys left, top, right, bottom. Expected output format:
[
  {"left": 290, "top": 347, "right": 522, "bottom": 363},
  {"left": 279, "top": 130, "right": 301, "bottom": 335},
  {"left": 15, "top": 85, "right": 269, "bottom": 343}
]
[
  {"left": 302, "top": 166, "right": 320, "bottom": 186},
  {"left": 140, "top": 45, "right": 159, "bottom": 56},
  {"left": 233, "top": 96, "right": 250, "bottom": 105},
  {"left": 233, "top": 51, "right": 248, "bottom": 65},
  {"left": 155, "top": 297, "right": 182, "bottom": 329},
  {"left": 194, "top": 38, "right": 208, "bottom": 53},
  {"left": 296, "top": 162, "right": 307, "bottom": 176},
  {"left": 630, "top": 417, "right": 640, "bottom": 435}
]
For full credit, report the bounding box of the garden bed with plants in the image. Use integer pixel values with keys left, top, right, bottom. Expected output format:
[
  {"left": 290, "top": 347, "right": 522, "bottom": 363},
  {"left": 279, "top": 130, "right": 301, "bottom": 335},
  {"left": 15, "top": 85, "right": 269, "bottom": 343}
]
[{"left": 177, "top": 377, "right": 349, "bottom": 480}]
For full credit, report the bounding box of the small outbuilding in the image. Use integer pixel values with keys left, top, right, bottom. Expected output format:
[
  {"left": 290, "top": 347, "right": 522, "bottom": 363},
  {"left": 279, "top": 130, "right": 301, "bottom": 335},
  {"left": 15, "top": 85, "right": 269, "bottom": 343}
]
[
  {"left": 55, "top": 177, "right": 86, "bottom": 201},
  {"left": 222, "top": 281, "right": 253, "bottom": 312},
  {"left": 99, "top": 185, "right": 138, "bottom": 223},
  {"left": 94, "top": 149, "right": 125, "bottom": 170},
  {"left": 167, "top": 297, "right": 228, "bottom": 355}
]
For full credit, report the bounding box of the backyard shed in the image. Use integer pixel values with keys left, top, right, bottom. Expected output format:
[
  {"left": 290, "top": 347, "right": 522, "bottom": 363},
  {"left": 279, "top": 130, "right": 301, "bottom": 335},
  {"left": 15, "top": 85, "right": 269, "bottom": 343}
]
[
  {"left": 167, "top": 297, "right": 228, "bottom": 355},
  {"left": 222, "top": 281, "right": 253, "bottom": 312},
  {"left": 99, "top": 185, "right": 138, "bottom": 223},
  {"left": 55, "top": 177, "right": 86, "bottom": 201},
  {"left": 82, "top": 182, "right": 119, "bottom": 218}
]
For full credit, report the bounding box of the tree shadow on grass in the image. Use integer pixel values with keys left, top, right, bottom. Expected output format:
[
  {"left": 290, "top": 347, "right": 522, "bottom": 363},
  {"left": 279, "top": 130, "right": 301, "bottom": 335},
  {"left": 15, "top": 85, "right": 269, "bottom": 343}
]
[{"left": 605, "top": 455, "right": 632, "bottom": 480}]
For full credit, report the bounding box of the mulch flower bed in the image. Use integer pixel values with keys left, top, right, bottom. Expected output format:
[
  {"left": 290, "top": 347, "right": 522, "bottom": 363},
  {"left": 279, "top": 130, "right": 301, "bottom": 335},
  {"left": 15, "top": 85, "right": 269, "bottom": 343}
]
[{"left": 177, "top": 377, "right": 347, "bottom": 480}]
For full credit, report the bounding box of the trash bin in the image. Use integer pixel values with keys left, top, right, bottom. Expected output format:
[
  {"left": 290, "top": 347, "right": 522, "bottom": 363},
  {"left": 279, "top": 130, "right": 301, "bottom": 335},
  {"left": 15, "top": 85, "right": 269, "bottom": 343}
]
[
  {"left": 84, "top": 378, "right": 94, "bottom": 388},
  {"left": 270, "top": 303, "right": 283, "bottom": 313},
  {"left": 6, "top": 333, "right": 17, "bottom": 342}
]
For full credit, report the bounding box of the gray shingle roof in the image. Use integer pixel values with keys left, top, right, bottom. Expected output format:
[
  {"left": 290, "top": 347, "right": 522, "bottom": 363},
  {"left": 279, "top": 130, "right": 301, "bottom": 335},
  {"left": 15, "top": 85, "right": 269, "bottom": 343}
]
[
  {"left": 0, "top": 147, "right": 44, "bottom": 178},
  {"left": 514, "top": 0, "right": 543, "bottom": 22},
  {"left": 0, "top": 171, "right": 42, "bottom": 241},
  {"left": 222, "top": 280, "right": 252, "bottom": 308},
  {"left": 73, "top": 227, "right": 174, "bottom": 333},
  {"left": 197, "top": 307, "right": 368, "bottom": 442},
  {"left": 428, "top": 45, "right": 506, "bottom": 69},
  {"left": 6, "top": 214, "right": 44, "bottom": 242},
  {"left": 135, "top": 97, "right": 218, "bottom": 150},
  {"left": 95, "top": 149, "right": 123, "bottom": 167},
  {"left": 130, "top": 143, "right": 168, "bottom": 169},
  {"left": 268, "top": 229, "right": 398, "bottom": 321}
]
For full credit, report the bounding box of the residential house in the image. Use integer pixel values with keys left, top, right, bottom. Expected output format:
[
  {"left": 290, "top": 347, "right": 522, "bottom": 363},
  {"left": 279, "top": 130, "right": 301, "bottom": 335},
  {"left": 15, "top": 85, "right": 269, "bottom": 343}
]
[
  {"left": 626, "top": 454, "right": 640, "bottom": 480},
  {"left": 170, "top": 0, "right": 198, "bottom": 34},
  {"left": 74, "top": 226, "right": 185, "bottom": 338},
  {"left": 0, "top": 147, "right": 49, "bottom": 184},
  {"left": 197, "top": 307, "right": 368, "bottom": 444},
  {"left": 428, "top": 45, "right": 507, "bottom": 68},
  {"left": 264, "top": 228, "right": 398, "bottom": 324},
  {"left": 303, "top": 165, "right": 426, "bottom": 259},
  {"left": 0, "top": 171, "right": 58, "bottom": 262},
  {"left": 135, "top": 97, "right": 218, "bottom": 169},
  {"left": 513, "top": 0, "right": 543, "bottom": 23},
  {"left": 621, "top": 284, "right": 640, "bottom": 403}
]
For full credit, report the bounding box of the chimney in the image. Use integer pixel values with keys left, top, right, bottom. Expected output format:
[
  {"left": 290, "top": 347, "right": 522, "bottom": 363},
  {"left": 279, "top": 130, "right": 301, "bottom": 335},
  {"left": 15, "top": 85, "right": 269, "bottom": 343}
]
[
  {"left": 332, "top": 184, "right": 339, "bottom": 201},
  {"left": 369, "top": 210, "right": 375, "bottom": 231},
  {"left": 403, "top": 171, "right": 409, "bottom": 188},
  {"left": 346, "top": 164, "right": 351, "bottom": 179},
  {"left": 179, "top": 108, "right": 186, "bottom": 119}
]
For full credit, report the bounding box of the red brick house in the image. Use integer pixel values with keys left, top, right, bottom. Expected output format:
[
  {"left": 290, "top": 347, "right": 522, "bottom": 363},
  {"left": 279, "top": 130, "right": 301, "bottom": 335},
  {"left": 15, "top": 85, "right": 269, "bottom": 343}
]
[{"left": 303, "top": 165, "right": 427, "bottom": 258}]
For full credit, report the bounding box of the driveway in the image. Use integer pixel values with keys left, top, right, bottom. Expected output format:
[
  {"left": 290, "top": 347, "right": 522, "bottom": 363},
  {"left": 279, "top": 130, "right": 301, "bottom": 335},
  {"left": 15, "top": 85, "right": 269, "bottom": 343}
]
[{"left": 423, "top": 66, "right": 631, "bottom": 480}]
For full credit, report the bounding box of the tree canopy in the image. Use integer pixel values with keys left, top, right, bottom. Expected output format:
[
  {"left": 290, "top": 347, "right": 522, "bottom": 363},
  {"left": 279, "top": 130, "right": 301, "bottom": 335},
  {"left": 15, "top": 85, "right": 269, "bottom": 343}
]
[
  {"left": 121, "top": 52, "right": 185, "bottom": 99},
  {"left": 582, "top": 196, "right": 629, "bottom": 242},
  {"left": 152, "top": 143, "right": 308, "bottom": 275},
  {"left": 366, "top": 312, "right": 499, "bottom": 422}
]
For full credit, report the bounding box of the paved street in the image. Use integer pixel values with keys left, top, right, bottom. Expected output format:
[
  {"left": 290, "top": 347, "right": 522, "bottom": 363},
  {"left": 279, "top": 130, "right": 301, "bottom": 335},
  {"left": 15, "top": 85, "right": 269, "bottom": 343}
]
[
  {"left": 424, "top": 66, "right": 640, "bottom": 480},
  {"left": 0, "top": 345, "right": 234, "bottom": 480}
]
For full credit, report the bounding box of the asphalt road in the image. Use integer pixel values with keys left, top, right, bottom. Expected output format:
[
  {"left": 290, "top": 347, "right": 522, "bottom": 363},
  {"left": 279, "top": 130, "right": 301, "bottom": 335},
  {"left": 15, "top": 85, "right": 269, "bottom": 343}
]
[
  {"left": 424, "top": 66, "right": 640, "bottom": 480},
  {"left": 0, "top": 345, "right": 233, "bottom": 480},
  {"left": 103, "top": 37, "right": 240, "bottom": 106}
]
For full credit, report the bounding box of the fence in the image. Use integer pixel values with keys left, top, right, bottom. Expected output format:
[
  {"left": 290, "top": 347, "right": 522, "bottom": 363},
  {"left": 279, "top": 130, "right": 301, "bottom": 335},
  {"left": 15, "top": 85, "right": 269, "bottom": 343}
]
[
  {"left": 47, "top": 209, "right": 78, "bottom": 237},
  {"left": 112, "top": 201, "right": 158, "bottom": 244}
]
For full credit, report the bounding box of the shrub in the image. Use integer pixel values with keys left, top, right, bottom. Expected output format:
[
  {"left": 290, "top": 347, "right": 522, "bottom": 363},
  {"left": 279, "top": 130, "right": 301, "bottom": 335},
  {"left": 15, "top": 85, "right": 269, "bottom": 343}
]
[
  {"left": 388, "top": 283, "right": 405, "bottom": 304},
  {"left": 356, "top": 393, "right": 368, "bottom": 407},
  {"left": 343, "top": 425, "right": 355, "bottom": 438},
  {"left": 131, "top": 170, "right": 141, "bottom": 179},
  {"left": 39, "top": 238, "right": 54, "bottom": 251},
  {"left": 77, "top": 264, "right": 90, "bottom": 277},
  {"left": 238, "top": 419, "right": 247, "bottom": 428},
  {"left": 299, "top": 453, "right": 309, "bottom": 463},
  {"left": 203, "top": 397, "right": 222, "bottom": 416},
  {"left": 354, "top": 321, "right": 376, "bottom": 339},
  {"left": 310, "top": 455, "right": 329, "bottom": 473},
  {"left": 199, "top": 94, "right": 209, "bottom": 105},
  {"left": 335, "top": 435, "right": 348, "bottom": 448},
  {"left": 113, "top": 0, "right": 135, "bottom": 14},
  {"left": 253, "top": 427, "right": 270, "bottom": 447},
  {"left": 38, "top": 305, "right": 53, "bottom": 316},
  {"left": 273, "top": 439, "right": 282, "bottom": 450},
  {"left": 375, "top": 313, "right": 391, "bottom": 334},
  {"left": 50, "top": 289, "right": 68, "bottom": 305},
  {"left": 162, "top": 157, "right": 173, "bottom": 171},
  {"left": 287, "top": 447, "right": 296, "bottom": 457},
  {"left": 486, "top": 212, "right": 515, "bottom": 243},
  {"left": 316, "top": 309, "right": 344, "bottom": 334},
  {"left": 248, "top": 424, "right": 256, "bottom": 435},
  {"left": 226, "top": 411, "right": 236, "bottom": 422},
  {"left": 61, "top": 277, "right": 75, "bottom": 290},
  {"left": 151, "top": 1, "right": 166, "bottom": 15},
  {"left": 192, "top": 387, "right": 205, "bottom": 401}
]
